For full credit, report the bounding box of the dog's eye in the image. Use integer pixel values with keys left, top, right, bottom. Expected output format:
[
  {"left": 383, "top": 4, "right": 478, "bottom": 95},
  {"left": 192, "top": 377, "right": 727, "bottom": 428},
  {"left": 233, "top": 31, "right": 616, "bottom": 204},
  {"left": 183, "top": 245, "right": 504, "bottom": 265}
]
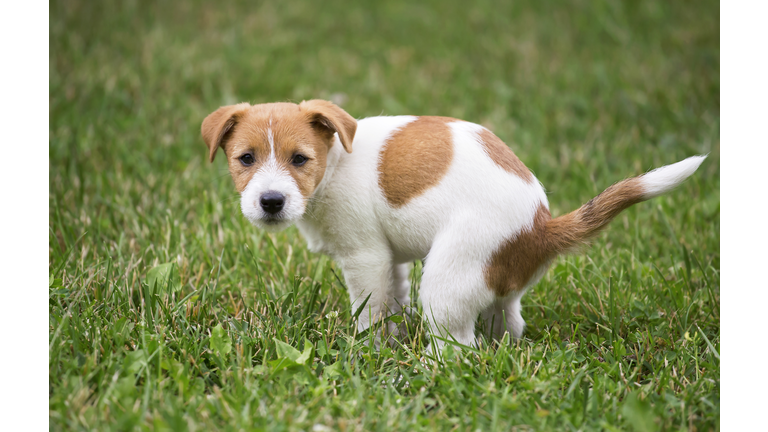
[
  {"left": 291, "top": 154, "right": 308, "bottom": 166},
  {"left": 239, "top": 153, "right": 255, "bottom": 166}
]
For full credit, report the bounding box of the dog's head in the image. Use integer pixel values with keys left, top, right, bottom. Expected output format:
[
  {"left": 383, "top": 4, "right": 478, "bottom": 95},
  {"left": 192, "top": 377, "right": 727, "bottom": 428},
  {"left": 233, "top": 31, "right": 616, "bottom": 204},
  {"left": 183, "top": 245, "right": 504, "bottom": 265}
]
[{"left": 202, "top": 100, "right": 356, "bottom": 231}]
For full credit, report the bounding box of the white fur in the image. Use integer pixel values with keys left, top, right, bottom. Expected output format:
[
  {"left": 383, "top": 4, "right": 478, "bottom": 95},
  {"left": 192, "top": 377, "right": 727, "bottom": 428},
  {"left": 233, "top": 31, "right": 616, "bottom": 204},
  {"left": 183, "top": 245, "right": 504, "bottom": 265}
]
[
  {"left": 641, "top": 155, "right": 707, "bottom": 198},
  {"left": 267, "top": 119, "right": 275, "bottom": 155}
]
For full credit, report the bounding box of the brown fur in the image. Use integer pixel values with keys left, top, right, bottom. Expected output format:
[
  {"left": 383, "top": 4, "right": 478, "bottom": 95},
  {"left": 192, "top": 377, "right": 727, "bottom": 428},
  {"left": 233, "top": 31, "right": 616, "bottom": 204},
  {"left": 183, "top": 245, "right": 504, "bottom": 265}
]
[
  {"left": 477, "top": 128, "right": 533, "bottom": 183},
  {"left": 299, "top": 100, "right": 357, "bottom": 153},
  {"left": 545, "top": 177, "right": 645, "bottom": 253},
  {"left": 201, "top": 100, "right": 357, "bottom": 197},
  {"left": 201, "top": 103, "right": 251, "bottom": 163},
  {"left": 484, "top": 177, "right": 646, "bottom": 297},
  {"left": 485, "top": 204, "right": 553, "bottom": 297},
  {"left": 378, "top": 116, "right": 456, "bottom": 207}
]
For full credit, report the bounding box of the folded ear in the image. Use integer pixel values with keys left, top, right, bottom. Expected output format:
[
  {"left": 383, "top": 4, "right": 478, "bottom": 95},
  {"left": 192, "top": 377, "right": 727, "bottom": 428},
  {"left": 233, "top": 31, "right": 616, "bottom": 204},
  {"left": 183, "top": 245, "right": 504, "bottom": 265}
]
[
  {"left": 299, "top": 99, "right": 357, "bottom": 153},
  {"left": 201, "top": 103, "right": 251, "bottom": 162}
]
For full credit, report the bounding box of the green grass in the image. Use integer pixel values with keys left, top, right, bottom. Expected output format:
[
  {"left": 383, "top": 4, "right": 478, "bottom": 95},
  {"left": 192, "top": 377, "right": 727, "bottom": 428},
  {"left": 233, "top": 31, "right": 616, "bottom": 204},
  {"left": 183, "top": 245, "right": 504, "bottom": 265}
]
[{"left": 49, "top": 0, "right": 720, "bottom": 430}]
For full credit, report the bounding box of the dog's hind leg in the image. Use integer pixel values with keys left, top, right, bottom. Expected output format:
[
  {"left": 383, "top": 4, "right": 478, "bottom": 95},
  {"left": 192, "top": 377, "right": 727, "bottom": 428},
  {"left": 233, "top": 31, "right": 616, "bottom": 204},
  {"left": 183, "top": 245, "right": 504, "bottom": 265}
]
[
  {"left": 419, "top": 236, "right": 496, "bottom": 356},
  {"left": 479, "top": 261, "right": 551, "bottom": 342},
  {"left": 480, "top": 292, "right": 527, "bottom": 341}
]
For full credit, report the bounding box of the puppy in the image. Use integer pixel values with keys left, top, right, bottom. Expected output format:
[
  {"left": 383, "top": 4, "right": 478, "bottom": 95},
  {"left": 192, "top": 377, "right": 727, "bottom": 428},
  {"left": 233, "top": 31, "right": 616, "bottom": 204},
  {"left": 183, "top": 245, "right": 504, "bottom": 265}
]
[{"left": 201, "top": 100, "right": 705, "bottom": 353}]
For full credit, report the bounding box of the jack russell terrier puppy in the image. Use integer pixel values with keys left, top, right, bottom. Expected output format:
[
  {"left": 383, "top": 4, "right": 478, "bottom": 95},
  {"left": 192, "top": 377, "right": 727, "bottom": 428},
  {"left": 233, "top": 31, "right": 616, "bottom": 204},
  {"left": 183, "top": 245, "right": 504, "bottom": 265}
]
[{"left": 201, "top": 99, "right": 705, "bottom": 353}]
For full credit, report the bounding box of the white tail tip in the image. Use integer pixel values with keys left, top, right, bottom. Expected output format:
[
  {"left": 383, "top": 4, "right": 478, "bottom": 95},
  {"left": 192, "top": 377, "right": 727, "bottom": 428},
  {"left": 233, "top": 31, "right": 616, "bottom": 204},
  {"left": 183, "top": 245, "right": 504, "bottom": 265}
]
[{"left": 641, "top": 155, "right": 707, "bottom": 198}]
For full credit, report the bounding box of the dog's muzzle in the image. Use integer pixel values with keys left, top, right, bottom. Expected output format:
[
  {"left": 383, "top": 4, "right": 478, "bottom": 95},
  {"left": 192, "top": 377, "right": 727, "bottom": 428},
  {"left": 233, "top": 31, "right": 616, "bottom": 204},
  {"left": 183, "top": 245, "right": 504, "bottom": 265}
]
[{"left": 260, "top": 191, "right": 285, "bottom": 215}]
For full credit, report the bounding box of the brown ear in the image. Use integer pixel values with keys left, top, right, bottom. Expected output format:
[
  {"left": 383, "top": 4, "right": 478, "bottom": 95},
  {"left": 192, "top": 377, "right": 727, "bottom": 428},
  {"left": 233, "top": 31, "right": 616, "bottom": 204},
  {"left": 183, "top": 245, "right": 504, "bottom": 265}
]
[
  {"left": 299, "top": 99, "right": 357, "bottom": 153},
  {"left": 201, "top": 103, "right": 251, "bottom": 162}
]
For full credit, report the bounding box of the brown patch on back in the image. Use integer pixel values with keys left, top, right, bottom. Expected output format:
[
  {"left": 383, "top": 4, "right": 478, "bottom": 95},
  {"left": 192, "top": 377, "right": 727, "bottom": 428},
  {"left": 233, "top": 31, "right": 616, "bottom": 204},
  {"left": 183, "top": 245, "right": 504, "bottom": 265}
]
[
  {"left": 477, "top": 128, "right": 533, "bottom": 183},
  {"left": 484, "top": 204, "right": 553, "bottom": 297},
  {"left": 378, "top": 116, "right": 456, "bottom": 207}
]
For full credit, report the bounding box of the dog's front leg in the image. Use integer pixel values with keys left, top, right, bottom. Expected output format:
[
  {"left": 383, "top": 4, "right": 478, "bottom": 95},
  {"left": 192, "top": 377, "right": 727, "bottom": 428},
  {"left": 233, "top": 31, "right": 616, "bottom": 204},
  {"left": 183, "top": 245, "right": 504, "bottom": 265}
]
[{"left": 338, "top": 250, "right": 394, "bottom": 344}]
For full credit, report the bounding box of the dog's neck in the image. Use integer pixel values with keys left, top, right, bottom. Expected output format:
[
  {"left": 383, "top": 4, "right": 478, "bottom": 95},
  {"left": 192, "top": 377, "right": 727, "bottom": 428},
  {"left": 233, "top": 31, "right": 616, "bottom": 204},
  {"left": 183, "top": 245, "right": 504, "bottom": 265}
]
[
  {"left": 312, "top": 136, "right": 344, "bottom": 201},
  {"left": 295, "top": 136, "right": 345, "bottom": 254},
  {"left": 301, "top": 136, "right": 344, "bottom": 224}
]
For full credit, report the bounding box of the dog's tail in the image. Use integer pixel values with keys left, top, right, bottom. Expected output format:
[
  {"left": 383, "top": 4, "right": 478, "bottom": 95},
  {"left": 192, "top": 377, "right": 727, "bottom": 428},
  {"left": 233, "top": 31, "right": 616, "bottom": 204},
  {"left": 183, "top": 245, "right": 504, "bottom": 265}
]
[{"left": 544, "top": 155, "right": 707, "bottom": 254}]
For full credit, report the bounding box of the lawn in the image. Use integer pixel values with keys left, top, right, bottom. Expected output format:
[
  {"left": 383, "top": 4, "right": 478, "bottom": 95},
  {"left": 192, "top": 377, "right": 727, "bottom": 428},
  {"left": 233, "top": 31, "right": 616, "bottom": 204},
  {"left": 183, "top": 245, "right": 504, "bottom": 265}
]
[{"left": 49, "top": 0, "right": 720, "bottom": 430}]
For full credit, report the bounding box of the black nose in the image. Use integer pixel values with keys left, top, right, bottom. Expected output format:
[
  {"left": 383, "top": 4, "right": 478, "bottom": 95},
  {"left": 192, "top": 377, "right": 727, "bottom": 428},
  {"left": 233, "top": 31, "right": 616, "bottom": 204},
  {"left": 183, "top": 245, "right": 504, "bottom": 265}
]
[{"left": 260, "top": 192, "right": 285, "bottom": 215}]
